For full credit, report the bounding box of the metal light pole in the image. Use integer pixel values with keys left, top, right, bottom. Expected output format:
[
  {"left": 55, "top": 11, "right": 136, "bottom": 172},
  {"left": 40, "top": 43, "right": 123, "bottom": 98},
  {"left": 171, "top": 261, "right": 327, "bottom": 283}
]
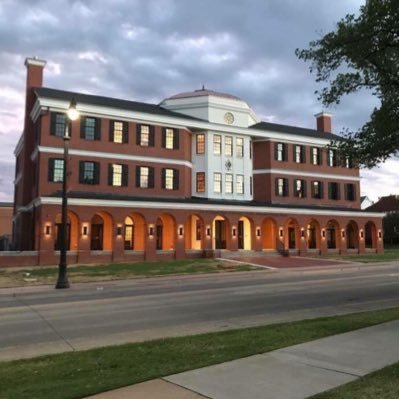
[{"left": 56, "top": 98, "right": 79, "bottom": 289}]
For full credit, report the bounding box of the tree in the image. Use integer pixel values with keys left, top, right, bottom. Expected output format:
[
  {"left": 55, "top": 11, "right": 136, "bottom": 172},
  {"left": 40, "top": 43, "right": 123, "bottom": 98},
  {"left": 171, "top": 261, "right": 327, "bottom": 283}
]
[{"left": 296, "top": 0, "right": 399, "bottom": 167}]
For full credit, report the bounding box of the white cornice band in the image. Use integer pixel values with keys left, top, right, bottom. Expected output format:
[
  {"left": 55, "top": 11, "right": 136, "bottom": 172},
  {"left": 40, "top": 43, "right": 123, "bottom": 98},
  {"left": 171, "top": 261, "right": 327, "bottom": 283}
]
[
  {"left": 253, "top": 168, "right": 361, "bottom": 182},
  {"left": 35, "top": 146, "right": 192, "bottom": 167}
]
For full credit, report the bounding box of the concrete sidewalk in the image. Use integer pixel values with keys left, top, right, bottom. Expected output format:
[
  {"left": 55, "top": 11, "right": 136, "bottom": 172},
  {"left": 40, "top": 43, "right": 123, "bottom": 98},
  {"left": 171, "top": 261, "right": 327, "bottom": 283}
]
[{"left": 86, "top": 319, "right": 399, "bottom": 399}]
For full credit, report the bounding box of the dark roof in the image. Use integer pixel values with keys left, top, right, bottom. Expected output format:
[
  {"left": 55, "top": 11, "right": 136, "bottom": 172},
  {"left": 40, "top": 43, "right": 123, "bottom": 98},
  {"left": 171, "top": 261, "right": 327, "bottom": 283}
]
[
  {"left": 366, "top": 195, "right": 399, "bottom": 212},
  {"left": 250, "top": 121, "right": 341, "bottom": 141},
  {"left": 49, "top": 191, "right": 368, "bottom": 213},
  {"left": 34, "top": 87, "right": 204, "bottom": 122},
  {"left": 166, "top": 88, "right": 242, "bottom": 101},
  {"left": 0, "top": 202, "right": 13, "bottom": 208}
]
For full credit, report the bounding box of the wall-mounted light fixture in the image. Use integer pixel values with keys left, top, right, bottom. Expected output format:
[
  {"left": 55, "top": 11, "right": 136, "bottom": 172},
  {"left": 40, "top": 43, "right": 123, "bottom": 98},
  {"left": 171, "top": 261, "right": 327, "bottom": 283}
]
[
  {"left": 341, "top": 229, "right": 345, "bottom": 239},
  {"left": 378, "top": 230, "right": 382, "bottom": 239},
  {"left": 232, "top": 227, "right": 237, "bottom": 237},
  {"left": 300, "top": 228, "right": 305, "bottom": 238},
  {"left": 44, "top": 224, "right": 51, "bottom": 236},
  {"left": 82, "top": 224, "right": 88, "bottom": 236},
  {"left": 279, "top": 228, "right": 284, "bottom": 237},
  {"left": 360, "top": 229, "right": 364, "bottom": 239},
  {"left": 149, "top": 225, "right": 154, "bottom": 237},
  {"left": 116, "top": 225, "right": 123, "bottom": 236},
  {"left": 178, "top": 226, "right": 184, "bottom": 237},
  {"left": 206, "top": 226, "right": 211, "bottom": 237},
  {"left": 256, "top": 227, "right": 261, "bottom": 237},
  {"left": 322, "top": 229, "right": 326, "bottom": 239}
]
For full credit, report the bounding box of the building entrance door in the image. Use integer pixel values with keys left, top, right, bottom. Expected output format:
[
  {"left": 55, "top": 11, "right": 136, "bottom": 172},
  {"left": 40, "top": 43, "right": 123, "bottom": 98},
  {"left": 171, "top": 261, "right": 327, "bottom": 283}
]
[
  {"left": 55, "top": 223, "right": 71, "bottom": 251},
  {"left": 215, "top": 220, "right": 226, "bottom": 249},
  {"left": 156, "top": 224, "right": 163, "bottom": 250},
  {"left": 288, "top": 227, "right": 296, "bottom": 249},
  {"left": 238, "top": 220, "right": 244, "bottom": 249},
  {"left": 91, "top": 224, "right": 103, "bottom": 250}
]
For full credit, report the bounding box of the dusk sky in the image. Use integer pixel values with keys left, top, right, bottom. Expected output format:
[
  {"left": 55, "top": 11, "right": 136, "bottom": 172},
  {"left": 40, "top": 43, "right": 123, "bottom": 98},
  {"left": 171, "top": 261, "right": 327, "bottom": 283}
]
[{"left": 0, "top": 0, "right": 397, "bottom": 203}]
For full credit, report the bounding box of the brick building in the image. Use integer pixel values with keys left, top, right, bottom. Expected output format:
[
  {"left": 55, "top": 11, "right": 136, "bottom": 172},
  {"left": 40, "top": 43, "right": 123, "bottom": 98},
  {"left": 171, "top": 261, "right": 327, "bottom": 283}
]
[{"left": 10, "top": 57, "right": 384, "bottom": 266}]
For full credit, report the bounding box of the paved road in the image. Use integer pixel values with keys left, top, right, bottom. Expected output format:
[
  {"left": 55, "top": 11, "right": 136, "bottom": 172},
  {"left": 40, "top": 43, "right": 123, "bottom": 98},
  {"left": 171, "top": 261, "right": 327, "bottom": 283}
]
[{"left": 1, "top": 262, "right": 399, "bottom": 361}]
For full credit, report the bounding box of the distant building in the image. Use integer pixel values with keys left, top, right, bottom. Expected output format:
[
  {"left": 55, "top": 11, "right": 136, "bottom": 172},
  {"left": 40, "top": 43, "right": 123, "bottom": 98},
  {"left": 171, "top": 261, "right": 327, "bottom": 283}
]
[
  {"left": 360, "top": 196, "right": 373, "bottom": 210},
  {"left": 7, "top": 57, "right": 384, "bottom": 266},
  {"left": 366, "top": 195, "right": 399, "bottom": 213},
  {"left": 0, "top": 202, "right": 13, "bottom": 250}
]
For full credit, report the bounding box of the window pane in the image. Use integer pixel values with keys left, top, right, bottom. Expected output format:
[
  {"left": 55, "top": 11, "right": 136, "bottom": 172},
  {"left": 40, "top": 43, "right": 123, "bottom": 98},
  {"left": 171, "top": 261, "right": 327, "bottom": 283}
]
[
  {"left": 112, "top": 164, "right": 122, "bottom": 186},
  {"left": 54, "top": 114, "right": 66, "bottom": 137},
  {"left": 165, "top": 169, "right": 174, "bottom": 190},
  {"left": 53, "top": 159, "right": 64, "bottom": 182},
  {"left": 196, "top": 172, "right": 205, "bottom": 192},
  {"left": 225, "top": 136, "right": 232, "bottom": 156},
  {"left": 140, "top": 125, "right": 149, "bottom": 146},
  {"left": 165, "top": 128, "right": 174, "bottom": 149},
  {"left": 236, "top": 138, "right": 244, "bottom": 157},
  {"left": 277, "top": 143, "right": 284, "bottom": 161},
  {"left": 213, "top": 135, "right": 221, "bottom": 155},
  {"left": 214, "top": 173, "right": 222, "bottom": 193},
  {"left": 225, "top": 173, "right": 233, "bottom": 193},
  {"left": 113, "top": 121, "right": 123, "bottom": 143},
  {"left": 140, "top": 167, "right": 149, "bottom": 188},
  {"left": 196, "top": 134, "right": 205, "bottom": 154},
  {"left": 295, "top": 146, "right": 301, "bottom": 163},
  {"left": 236, "top": 175, "right": 244, "bottom": 194},
  {"left": 83, "top": 162, "right": 95, "bottom": 183},
  {"left": 84, "top": 118, "right": 96, "bottom": 140}
]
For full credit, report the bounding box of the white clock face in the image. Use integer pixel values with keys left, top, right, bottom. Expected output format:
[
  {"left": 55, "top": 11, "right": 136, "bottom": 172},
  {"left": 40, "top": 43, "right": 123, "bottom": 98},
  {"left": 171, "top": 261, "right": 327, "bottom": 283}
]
[{"left": 224, "top": 112, "right": 234, "bottom": 124}]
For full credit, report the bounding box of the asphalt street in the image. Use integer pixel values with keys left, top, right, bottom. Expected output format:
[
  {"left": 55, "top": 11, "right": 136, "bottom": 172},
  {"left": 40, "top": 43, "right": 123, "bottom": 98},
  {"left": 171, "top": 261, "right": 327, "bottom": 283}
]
[{"left": 1, "top": 262, "right": 399, "bottom": 361}]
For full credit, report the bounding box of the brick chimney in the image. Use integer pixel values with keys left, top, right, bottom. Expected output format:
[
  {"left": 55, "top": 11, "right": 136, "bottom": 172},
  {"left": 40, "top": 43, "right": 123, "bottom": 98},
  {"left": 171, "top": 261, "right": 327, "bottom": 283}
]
[{"left": 314, "top": 112, "right": 332, "bottom": 133}]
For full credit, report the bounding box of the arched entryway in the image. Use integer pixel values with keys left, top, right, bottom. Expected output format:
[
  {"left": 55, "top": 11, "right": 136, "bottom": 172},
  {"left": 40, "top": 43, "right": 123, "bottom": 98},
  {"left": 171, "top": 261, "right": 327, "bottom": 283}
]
[
  {"left": 346, "top": 221, "right": 359, "bottom": 250},
  {"left": 306, "top": 219, "right": 320, "bottom": 250},
  {"left": 90, "top": 212, "right": 113, "bottom": 251},
  {"left": 365, "top": 221, "right": 377, "bottom": 249},
  {"left": 185, "top": 214, "right": 204, "bottom": 250},
  {"left": 124, "top": 213, "right": 146, "bottom": 250},
  {"left": 285, "top": 218, "right": 300, "bottom": 250},
  {"left": 261, "top": 218, "right": 278, "bottom": 250},
  {"left": 326, "top": 220, "right": 340, "bottom": 250},
  {"left": 54, "top": 211, "right": 79, "bottom": 251},
  {"left": 238, "top": 216, "right": 252, "bottom": 250},
  {"left": 212, "top": 215, "right": 229, "bottom": 249},
  {"left": 156, "top": 213, "right": 176, "bottom": 250}
]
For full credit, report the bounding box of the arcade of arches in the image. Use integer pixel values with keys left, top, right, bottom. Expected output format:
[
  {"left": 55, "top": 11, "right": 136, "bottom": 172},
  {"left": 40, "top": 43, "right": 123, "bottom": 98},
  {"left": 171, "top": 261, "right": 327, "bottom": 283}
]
[{"left": 38, "top": 206, "right": 383, "bottom": 265}]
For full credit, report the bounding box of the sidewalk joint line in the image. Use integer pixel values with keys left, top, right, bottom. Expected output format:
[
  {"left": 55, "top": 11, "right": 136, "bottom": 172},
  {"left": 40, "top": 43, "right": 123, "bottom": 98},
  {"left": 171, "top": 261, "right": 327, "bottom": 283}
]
[
  {"left": 302, "top": 361, "right": 362, "bottom": 378},
  {"left": 216, "top": 258, "right": 277, "bottom": 270},
  {"left": 162, "top": 378, "right": 213, "bottom": 399}
]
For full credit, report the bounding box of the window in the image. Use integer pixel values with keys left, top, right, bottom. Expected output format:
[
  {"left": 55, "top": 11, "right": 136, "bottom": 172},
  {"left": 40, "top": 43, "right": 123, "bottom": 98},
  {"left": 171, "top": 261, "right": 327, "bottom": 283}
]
[
  {"left": 162, "top": 128, "right": 179, "bottom": 150},
  {"left": 294, "top": 145, "right": 305, "bottom": 163},
  {"left": 110, "top": 120, "right": 128, "bottom": 143},
  {"left": 108, "top": 164, "right": 128, "bottom": 187},
  {"left": 162, "top": 168, "right": 179, "bottom": 190},
  {"left": 250, "top": 176, "right": 253, "bottom": 195},
  {"left": 294, "top": 179, "right": 306, "bottom": 197},
  {"left": 136, "top": 166, "right": 154, "bottom": 188},
  {"left": 213, "top": 135, "right": 221, "bottom": 155},
  {"left": 196, "top": 172, "right": 205, "bottom": 193},
  {"left": 328, "top": 182, "right": 340, "bottom": 200},
  {"left": 48, "top": 158, "right": 64, "bottom": 182},
  {"left": 225, "top": 174, "right": 233, "bottom": 193},
  {"left": 328, "top": 149, "right": 337, "bottom": 167},
  {"left": 196, "top": 134, "right": 205, "bottom": 154},
  {"left": 276, "top": 178, "right": 289, "bottom": 197},
  {"left": 136, "top": 124, "right": 154, "bottom": 147},
  {"left": 275, "top": 143, "right": 287, "bottom": 161},
  {"left": 81, "top": 117, "right": 100, "bottom": 140},
  {"left": 236, "top": 175, "right": 244, "bottom": 194},
  {"left": 311, "top": 181, "right": 323, "bottom": 199},
  {"left": 345, "top": 156, "right": 353, "bottom": 168},
  {"left": 225, "top": 136, "right": 233, "bottom": 156},
  {"left": 345, "top": 183, "right": 356, "bottom": 201},
  {"left": 236, "top": 138, "right": 244, "bottom": 157},
  {"left": 214, "top": 172, "right": 222, "bottom": 193},
  {"left": 311, "top": 147, "right": 321, "bottom": 165},
  {"left": 50, "top": 113, "right": 66, "bottom": 137},
  {"left": 79, "top": 161, "right": 99, "bottom": 184}
]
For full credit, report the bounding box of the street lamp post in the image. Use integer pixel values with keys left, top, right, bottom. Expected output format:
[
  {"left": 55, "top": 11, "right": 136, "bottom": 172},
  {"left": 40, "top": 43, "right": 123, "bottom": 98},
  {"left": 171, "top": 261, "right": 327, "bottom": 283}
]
[{"left": 56, "top": 98, "right": 79, "bottom": 289}]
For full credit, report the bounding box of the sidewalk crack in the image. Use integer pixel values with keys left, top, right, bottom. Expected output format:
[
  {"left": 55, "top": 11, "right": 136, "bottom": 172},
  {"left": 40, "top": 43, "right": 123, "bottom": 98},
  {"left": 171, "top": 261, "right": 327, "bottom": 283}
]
[{"left": 301, "top": 361, "right": 361, "bottom": 378}]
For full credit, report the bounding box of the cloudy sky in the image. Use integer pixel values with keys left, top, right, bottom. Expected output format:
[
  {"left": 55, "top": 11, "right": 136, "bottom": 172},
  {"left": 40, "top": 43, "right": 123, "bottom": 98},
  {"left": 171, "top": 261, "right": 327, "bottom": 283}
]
[{"left": 0, "top": 0, "right": 397, "bottom": 203}]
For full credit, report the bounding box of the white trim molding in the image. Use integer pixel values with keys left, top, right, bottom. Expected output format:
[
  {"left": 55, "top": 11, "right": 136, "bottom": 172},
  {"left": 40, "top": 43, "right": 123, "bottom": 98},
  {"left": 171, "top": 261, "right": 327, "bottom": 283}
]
[
  {"left": 253, "top": 168, "right": 361, "bottom": 182},
  {"left": 37, "top": 196, "right": 383, "bottom": 218},
  {"left": 36, "top": 146, "right": 193, "bottom": 168}
]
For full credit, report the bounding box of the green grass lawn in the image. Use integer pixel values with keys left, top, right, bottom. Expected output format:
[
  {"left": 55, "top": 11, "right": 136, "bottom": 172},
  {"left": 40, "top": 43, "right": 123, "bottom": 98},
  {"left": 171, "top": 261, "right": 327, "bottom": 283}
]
[
  {"left": 340, "top": 248, "right": 399, "bottom": 263},
  {"left": 0, "top": 259, "right": 257, "bottom": 288},
  {"left": 311, "top": 361, "right": 399, "bottom": 399},
  {"left": 1, "top": 307, "right": 399, "bottom": 399}
]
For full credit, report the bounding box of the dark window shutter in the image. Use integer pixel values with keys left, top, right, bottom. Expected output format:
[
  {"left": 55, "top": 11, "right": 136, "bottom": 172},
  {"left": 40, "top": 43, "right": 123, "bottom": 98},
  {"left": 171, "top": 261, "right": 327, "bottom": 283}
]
[
  {"left": 301, "top": 146, "right": 306, "bottom": 163},
  {"left": 80, "top": 117, "right": 86, "bottom": 138},
  {"left": 148, "top": 167, "right": 154, "bottom": 188},
  {"left": 108, "top": 164, "right": 113, "bottom": 185},
  {"left": 136, "top": 124, "right": 141, "bottom": 145},
  {"left": 94, "top": 162, "right": 100, "bottom": 184},
  {"left": 48, "top": 158, "right": 54, "bottom": 181},
  {"left": 328, "top": 183, "right": 332, "bottom": 199},
  {"left": 352, "top": 185, "right": 356, "bottom": 201},
  {"left": 79, "top": 162, "right": 84, "bottom": 183},
  {"left": 303, "top": 180, "right": 307, "bottom": 197},
  {"left": 319, "top": 182, "right": 324, "bottom": 198},
  {"left": 50, "top": 113, "right": 56, "bottom": 136},
  {"left": 161, "top": 168, "right": 166, "bottom": 189},
  {"left": 293, "top": 146, "right": 296, "bottom": 162},
  {"left": 284, "top": 178, "right": 289, "bottom": 196},
  {"left": 149, "top": 126, "right": 155, "bottom": 146},
  {"left": 319, "top": 149, "right": 323, "bottom": 165},
  {"left": 95, "top": 118, "right": 101, "bottom": 140},
  {"left": 274, "top": 143, "right": 278, "bottom": 160},
  {"left": 283, "top": 144, "right": 288, "bottom": 161},
  {"left": 161, "top": 128, "right": 166, "bottom": 148},
  {"left": 173, "top": 169, "right": 179, "bottom": 190},
  {"left": 109, "top": 121, "right": 114, "bottom": 142},
  {"left": 123, "top": 122, "right": 129, "bottom": 143},
  {"left": 344, "top": 184, "right": 348, "bottom": 200},
  {"left": 174, "top": 129, "right": 179, "bottom": 149},
  {"left": 336, "top": 183, "right": 341, "bottom": 200},
  {"left": 275, "top": 178, "right": 278, "bottom": 195},
  {"left": 135, "top": 166, "right": 140, "bottom": 187},
  {"left": 122, "top": 164, "right": 128, "bottom": 186}
]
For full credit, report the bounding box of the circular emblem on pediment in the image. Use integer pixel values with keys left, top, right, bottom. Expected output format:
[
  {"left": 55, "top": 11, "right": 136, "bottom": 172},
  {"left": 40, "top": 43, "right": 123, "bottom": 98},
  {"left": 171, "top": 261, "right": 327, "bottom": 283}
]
[{"left": 224, "top": 112, "right": 234, "bottom": 124}]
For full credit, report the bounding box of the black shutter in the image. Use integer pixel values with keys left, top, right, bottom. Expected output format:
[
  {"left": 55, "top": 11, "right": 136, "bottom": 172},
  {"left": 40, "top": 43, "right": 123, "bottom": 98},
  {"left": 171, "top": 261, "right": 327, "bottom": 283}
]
[
  {"left": 80, "top": 117, "right": 86, "bottom": 138},
  {"left": 50, "top": 113, "right": 56, "bottom": 136},
  {"left": 301, "top": 146, "right": 306, "bottom": 163},
  {"left": 95, "top": 118, "right": 101, "bottom": 140},
  {"left": 148, "top": 167, "right": 154, "bottom": 188},
  {"left": 123, "top": 122, "right": 129, "bottom": 143},
  {"left": 173, "top": 169, "right": 179, "bottom": 190},
  {"left": 274, "top": 143, "right": 278, "bottom": 160},
  {"left": 48, "top": 158, "right": 54, "bottom": 181},
  {"left": 109, "top": 121, "right": 114, "bottom": 142},
  {"left": 136, "top": 124, "right": 141, "bottom": 145},
  {"left": 284, "top": 178, "right": 289, "bottom": 196},
  {"left": 319, "top": 148, "right": 323, "bottom": 165},
  {"left": 283, "top": 144, "right": 288, "bottom": 161},
  {"left": 149, "top": 125, "right": 155, "bottom": 146},
  {"left": 122, "top": 164, "right": 128, "bottom": 186},
  {"left": 344, "top": 184, "right": 348, "bottom": 200},
  {"left": 79, "top": 162, "right": 84, "bottom": 184},
  {"left": 108, "top": 164, "right": 113, "bottom": 186},
  {"left": 303, "top": 180, "right": 307, "bottom": 197},
  {"left": 337, "top": 184, "right": 341, "bottom": 200},
  {"left": 174, "top": 129, "right": 179, "bottom": 149},
  {"left": 94, "top": 162, "right": 100, "bottom": 184},
  {"left": 135, "top": 166, "right": 140, "bottom": 187},
  {"left": 319, "top": 182, "right": 324, "bottom": 198},
  {"left": 328, "top": 183, "right": 332, "bottom": 199},
  {"left": 161, "top": 168, "right": 166, "bottom": 189},
  {"left": 161, "top": 128, "right": 166, "bottom": 148}
]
